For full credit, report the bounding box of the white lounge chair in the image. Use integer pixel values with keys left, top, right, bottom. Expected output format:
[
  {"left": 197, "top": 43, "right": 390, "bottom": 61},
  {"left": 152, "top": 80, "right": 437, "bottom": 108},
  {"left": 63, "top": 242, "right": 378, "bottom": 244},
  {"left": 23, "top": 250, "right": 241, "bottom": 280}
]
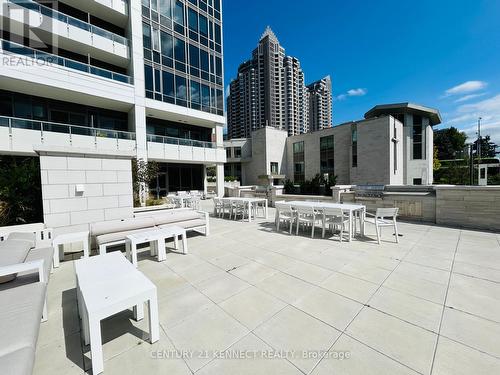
[{"left": 365, "top": 207, "right": 399, "bottom": 244}]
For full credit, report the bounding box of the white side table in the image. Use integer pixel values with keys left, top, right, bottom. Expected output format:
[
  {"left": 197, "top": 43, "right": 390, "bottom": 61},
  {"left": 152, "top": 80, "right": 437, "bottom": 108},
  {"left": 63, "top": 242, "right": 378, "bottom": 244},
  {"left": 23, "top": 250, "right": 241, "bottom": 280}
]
[
  {"left": 125, "top": 229, "right": 167, "bottom": 268},
  {"left": 125, "top": 226, "right": 188, "bottom": 268},
  {"left": 75, "top": 252, "right": 159, "bottom": 375},
  {"left": 52, "top": 231, "right": 90, "bottom": 268},
  {"left": 159, "top": 226, "right": 188, "bottom": 255}
]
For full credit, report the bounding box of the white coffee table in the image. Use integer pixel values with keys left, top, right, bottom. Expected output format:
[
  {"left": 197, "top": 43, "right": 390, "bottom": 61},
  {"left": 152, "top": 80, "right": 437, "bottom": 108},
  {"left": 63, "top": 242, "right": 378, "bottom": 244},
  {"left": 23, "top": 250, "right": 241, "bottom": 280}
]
[
  {"left": 125, "top": 226, "right": 188, "bottom": 267},
  {"left": 52, "top": 231, "right": 90, "bottom": 268},
  {"left": 75, "top": 252, "right": 159, "bottom": 375}
]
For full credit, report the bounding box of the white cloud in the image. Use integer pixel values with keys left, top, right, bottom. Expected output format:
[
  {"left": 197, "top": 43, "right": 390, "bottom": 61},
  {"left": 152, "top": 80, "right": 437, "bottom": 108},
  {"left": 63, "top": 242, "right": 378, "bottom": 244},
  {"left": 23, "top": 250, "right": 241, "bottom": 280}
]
[
  {"left": 447, "top": 94, "right": 500, "bottom": 145},
  {"left": 454, "top": 93, "right": 486, "bottom": 103},
  {"left": 225, "top": 84, "right": 230, "bottom": 99},
  {"left": 335, "top": 88, "right": 367, "bottom": 101},
  {"left": 444, "top": 80, "right": 487, "bottom": 96}
]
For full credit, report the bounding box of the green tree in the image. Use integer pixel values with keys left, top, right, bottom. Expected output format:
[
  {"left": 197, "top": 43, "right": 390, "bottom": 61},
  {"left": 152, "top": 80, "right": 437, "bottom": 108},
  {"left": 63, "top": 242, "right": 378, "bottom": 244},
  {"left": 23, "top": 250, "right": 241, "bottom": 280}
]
[
  {"left": 473, "top": 135, "right": 499, "bottom": 158},
  {"left": 0, "top": 156, "right": 43, "bottom": 226},
  {"left": 434, "top": 127, "right": 467, "bottom": 160},
  {"left": 433, "top": 146, "right": 441, "bottom": 171}
]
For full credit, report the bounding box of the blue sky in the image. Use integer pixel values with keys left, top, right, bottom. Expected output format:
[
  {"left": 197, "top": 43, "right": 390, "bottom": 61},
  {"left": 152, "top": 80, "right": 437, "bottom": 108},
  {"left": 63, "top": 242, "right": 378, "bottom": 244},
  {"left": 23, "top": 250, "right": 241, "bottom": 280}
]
[{"left": 222, "top": 0, "right": 500, "bottom": 144}]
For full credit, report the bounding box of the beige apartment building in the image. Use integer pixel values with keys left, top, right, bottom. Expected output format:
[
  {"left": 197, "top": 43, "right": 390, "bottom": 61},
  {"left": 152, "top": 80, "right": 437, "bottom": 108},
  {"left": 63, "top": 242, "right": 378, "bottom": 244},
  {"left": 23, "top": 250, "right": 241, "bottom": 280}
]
[{"left": 224, "top": 103, "right": 441, "bottom": 186}]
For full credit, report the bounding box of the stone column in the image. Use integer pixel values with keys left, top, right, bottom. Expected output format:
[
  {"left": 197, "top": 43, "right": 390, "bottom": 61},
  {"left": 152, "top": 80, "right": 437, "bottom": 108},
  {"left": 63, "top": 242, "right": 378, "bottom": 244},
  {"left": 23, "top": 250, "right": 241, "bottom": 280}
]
[{"left": 216, "top": 163, "right": 224, "bottom": 197}]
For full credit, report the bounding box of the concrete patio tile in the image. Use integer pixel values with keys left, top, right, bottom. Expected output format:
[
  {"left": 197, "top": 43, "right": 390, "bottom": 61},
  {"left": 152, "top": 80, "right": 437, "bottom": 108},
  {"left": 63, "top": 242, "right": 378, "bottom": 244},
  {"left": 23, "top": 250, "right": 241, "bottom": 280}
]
[
  {"left": 383, "top": 270, "right": 448, "bottom": 304},
  {"left": 195, "top": 272, "right": 251, "bottom": 303},
  {"left": 34, "top": 332, "right": 84, "bottom": 375},
  {"left": 158, "top": 285, "right": 215, "bottom": 327},
  {"left": 345, "top": 308, "right": 437, "bottom": 374},
  {"left": 196, "top": 333, "right": 303, "bottom": 375},
  {"left": 207, "top": 253, "right": 251, "bottom": 271},
  {"left": 174, "top": 261, "right": 226, "bottom": 284},
  {"left": 189, "top": 244, "right": 231, "bottom": 260},
  {"left": 97, "top": 330, "right": 191, "bottom": 375},
  {"left": 255, "top": 272, "right": 315, "bottom": 304},
  {"left": 254, "top": 306, "right": 341, "bottom": 373},
  {"left": 440, "top": 307, "right": 500, "bottom": 358},
  {"left": 452, "top": 261, "right": 500, "bottom": 283},
  {"left": 446, "top": 273, "right": 500, "bottom": 322},
  {"left": 284, "top": 261, "right": 334, "bottom": 285},
  {"left": 293, "top": 287, "right": 364, "bottom": 331},
  {"left": 311, "top": 334, "right": 419, "bottom": 375},
  {"left": 228, "top": 261, "right": 278, "bottom": 284},
  {"left": 165, "top": 305, "right": 249, "bottom": 372},
  {"left": 432, "top": 336, "right": 500, "bottom": 375},
  {"left": 339, "top": 262, "right": 393, "bottom": 284},
  {"left": 219, "top": 286, "right": 286, "bottom": 330},
  {"left": 251, "top": 251, "right": 300, "bottom": 272},
  {"left": 320, "top": 272, "right": 379, "bottom": 304},
  {"left": 403, "top": 252, "right": 453, "bottom": 271},
  {"left": 151, "top": 269, "right": 191, "bottom": 298},
  {"left": 82, "top": 309, "right": 154, "bottom": 364},
  {"left": 38, "top": 299, "right": 81, "bottom": 349},
  {"left": 163, "top": 252, "right": 206, "bottom": 273},
  {"left": 369, "top": 286, "right": 443, "bottom": 333}
]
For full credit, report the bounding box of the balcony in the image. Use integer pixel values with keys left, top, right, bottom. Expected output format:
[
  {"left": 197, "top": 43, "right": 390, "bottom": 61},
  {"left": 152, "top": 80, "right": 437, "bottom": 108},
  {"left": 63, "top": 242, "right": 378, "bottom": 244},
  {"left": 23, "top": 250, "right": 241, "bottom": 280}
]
[
  {"left": 0, "top": 116, "right": 136, "bottom": 155},
  {"left": 147, "top": 134, "right": 226, "bottom": 164},
  {"left": 0, "top": 40, "right": 135, "bottom": 107},
  {"left": 1, "top": 40, "right": 132, "bottom": 84},
  {"left": 2, "top": 0, "right": 129, "bottom": 64}
]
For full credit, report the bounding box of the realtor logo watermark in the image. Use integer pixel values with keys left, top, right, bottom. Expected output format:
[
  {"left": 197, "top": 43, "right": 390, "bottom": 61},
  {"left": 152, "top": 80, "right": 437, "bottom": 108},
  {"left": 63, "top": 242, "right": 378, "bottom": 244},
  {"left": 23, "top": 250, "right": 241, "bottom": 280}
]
[{"left": 1, "top": 0, "right": 59, "bottom": 64}]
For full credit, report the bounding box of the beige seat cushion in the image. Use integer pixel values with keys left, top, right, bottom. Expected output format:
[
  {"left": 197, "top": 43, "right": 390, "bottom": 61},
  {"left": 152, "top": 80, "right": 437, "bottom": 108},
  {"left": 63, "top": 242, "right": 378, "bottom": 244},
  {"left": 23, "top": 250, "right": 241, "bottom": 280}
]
[
  {"left": 0, "top": 240, "right": 32, "bottom": 283},
  {"left": 91, "top": 217, "right": 156, "bottom": 237},
  {"left": 6, "top": 232, "right": 36, "bottom": 248},
  {"left": 0, "top": 282, "right": 46, "bottom": 356},
  {"left": 96, "top": 227, "right": 157, "bottom": 246},
  {"left": 0, "top": 346, "right": 35, "bottom": 375},
  {"left": 152, "top": 211, "right": 201, "bottom": 226},
  {"left": 158, "top": 218, "right": 206, "bottom": 230}
]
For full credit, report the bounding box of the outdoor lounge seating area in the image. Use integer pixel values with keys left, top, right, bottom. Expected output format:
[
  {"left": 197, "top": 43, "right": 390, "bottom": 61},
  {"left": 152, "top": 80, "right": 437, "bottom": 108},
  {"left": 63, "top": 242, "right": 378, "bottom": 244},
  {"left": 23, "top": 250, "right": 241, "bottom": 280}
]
[
  {"left": 3, "top": 199, "right": 495, "bottom": 375},
  {"left": 0, "top": 199, "right": 499, "bottom": 375}
]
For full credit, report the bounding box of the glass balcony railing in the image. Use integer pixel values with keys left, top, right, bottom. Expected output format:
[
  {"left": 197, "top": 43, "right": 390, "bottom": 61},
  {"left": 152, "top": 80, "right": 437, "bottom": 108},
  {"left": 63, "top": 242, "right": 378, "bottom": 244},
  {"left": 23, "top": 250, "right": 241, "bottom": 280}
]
[
  {"left": 1, "top": 40, "right": 133, "bottom": 84},
  {"left": 0, "top": 116, "right": 136, "bottom": 141},
  {"left": 147, "top": 134, "right": 216, "bottom": 149},
  {"left": 7, "top": 0, "right": 129, "bottom": 47}
]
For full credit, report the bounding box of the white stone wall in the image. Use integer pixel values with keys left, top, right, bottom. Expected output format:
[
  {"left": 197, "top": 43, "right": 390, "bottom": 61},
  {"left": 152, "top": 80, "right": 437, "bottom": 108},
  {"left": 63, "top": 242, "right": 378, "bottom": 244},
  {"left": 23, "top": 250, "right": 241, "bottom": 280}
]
[{"left": 39, "top": 151, "right": 134, "bottom": 239}]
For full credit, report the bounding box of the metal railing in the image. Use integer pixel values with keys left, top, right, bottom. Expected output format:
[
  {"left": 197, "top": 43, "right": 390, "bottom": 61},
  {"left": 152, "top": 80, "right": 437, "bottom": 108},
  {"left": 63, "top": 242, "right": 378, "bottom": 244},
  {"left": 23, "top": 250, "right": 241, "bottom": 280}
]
[
  {"left": 146, "top": 134, "right": 216, "bottom": 149},
  {"left": 1, "top": 40, "right": 133, "bottom": 84},
  {"left": 7, "top": 0, "right": 129, "bottom": 47},
  {"left": 0, "top": 116, "right": 136, "bottom": 141}
]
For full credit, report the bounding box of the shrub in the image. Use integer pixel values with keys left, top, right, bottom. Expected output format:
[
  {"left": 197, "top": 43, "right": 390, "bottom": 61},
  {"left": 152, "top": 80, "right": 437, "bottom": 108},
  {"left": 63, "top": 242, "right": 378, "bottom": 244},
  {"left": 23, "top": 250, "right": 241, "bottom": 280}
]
[{"left": 0, "top": 156, "right": 43, "bottom": 226}]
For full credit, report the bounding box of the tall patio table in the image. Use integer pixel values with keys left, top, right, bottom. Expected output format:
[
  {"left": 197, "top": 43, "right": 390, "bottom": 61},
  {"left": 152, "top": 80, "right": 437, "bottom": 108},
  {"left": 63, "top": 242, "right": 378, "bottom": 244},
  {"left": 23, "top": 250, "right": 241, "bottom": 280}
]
[
  {"left": 286, "top": 201, "right": 366, "bottom": 242},
  {"left": 218, "top": 197, "right": 268, "bottom": 222}
]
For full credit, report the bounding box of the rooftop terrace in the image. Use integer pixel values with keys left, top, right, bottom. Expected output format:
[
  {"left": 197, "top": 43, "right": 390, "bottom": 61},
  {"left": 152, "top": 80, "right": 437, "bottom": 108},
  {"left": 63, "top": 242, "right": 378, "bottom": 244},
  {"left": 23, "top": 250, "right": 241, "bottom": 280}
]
[{"left": 34, "top": 200, "right": 500, "bottom": 375}]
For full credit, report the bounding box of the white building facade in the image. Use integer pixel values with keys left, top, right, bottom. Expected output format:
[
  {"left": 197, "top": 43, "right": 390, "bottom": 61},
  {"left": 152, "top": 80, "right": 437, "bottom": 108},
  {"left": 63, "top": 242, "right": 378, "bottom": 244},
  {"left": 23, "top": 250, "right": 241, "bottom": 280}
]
[{"left": 0, "top": 0, "right": 226, "bottom": 233}]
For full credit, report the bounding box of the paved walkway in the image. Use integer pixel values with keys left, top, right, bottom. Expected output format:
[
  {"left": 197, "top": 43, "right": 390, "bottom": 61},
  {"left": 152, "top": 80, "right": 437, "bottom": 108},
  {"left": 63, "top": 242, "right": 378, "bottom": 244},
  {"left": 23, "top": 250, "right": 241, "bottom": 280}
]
[{"left": 35, "top": 201, "right": 500, "bottom": 374}]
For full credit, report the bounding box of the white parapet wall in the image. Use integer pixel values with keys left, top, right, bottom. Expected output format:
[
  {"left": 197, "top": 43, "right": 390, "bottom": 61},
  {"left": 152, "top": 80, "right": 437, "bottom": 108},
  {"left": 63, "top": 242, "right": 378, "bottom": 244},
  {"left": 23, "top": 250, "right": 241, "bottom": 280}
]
[
  {"left": 36, "top": 146, "right": 135, "bottom": 247},
  {"left": 434, "top": 186, "right": 500, "bottom": 231}
]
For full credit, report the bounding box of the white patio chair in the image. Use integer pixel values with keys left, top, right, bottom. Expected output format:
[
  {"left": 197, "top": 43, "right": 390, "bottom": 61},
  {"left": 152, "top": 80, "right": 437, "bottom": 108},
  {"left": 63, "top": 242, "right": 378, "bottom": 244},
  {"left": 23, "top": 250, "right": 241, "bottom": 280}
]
[
  {"left": 365, "top": 207, "right": 399, "bottom": 244},
  {"left": 275, "top": 202, "right": 295, "bottom": 234},
  {"left": 252, "top": 200, "right": 266, "bottom": 219},
  {"left": 232, "top": 200, "right": 247, "bottom": 221},
  {"left": 294, "top": 205, "right": 319, "bottom": 238},
  {"left": 321, "top": 207, "right": 350, "bottom": 242},
  {"left": 222, "top": 199, "right": 233, "bottom": 219},
  {"left": 213, "top": 198, "right": 223, "bottom": 217}
]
